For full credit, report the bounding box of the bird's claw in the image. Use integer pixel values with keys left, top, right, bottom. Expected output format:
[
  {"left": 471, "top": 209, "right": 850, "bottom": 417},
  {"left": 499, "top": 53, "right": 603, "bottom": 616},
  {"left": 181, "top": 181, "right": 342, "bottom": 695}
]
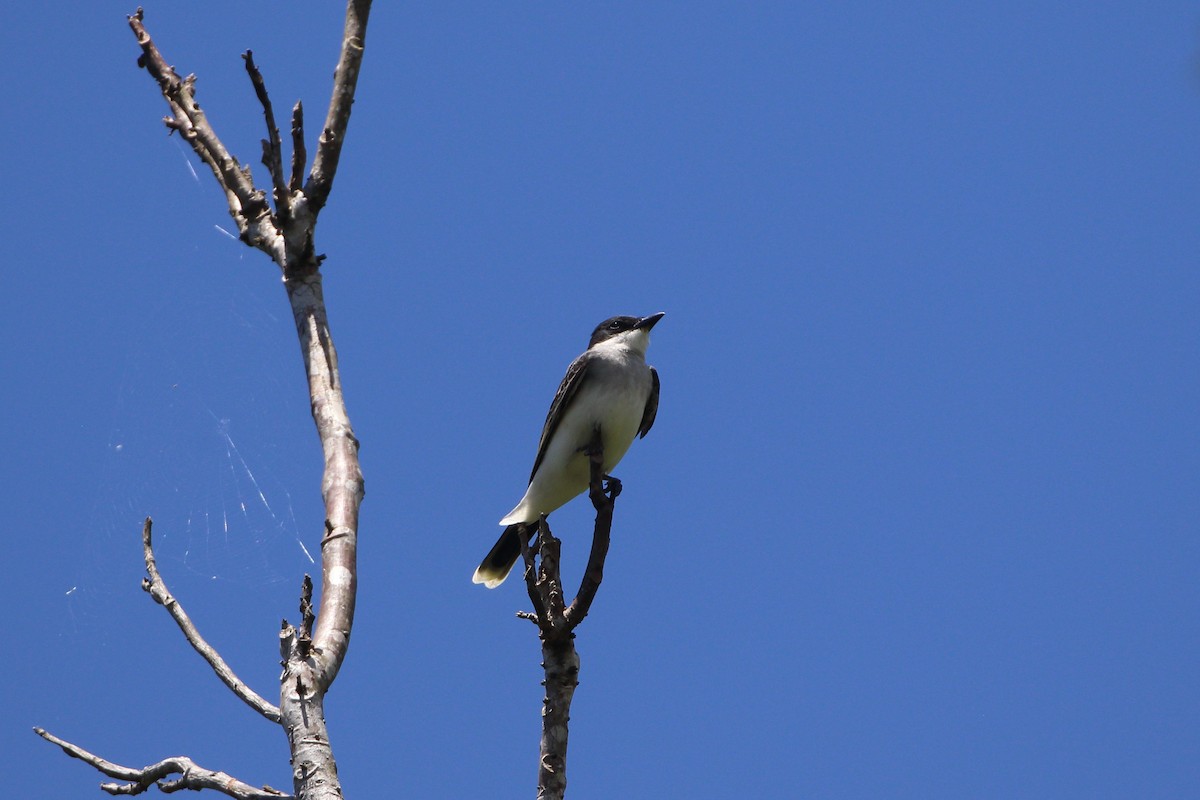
[{"left": 603, "top": 475, "right": 622, "bottom": 499}]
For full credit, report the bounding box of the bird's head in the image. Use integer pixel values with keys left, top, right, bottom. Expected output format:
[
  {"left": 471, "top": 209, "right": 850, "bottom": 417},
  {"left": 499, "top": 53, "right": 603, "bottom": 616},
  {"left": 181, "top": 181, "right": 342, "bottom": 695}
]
[{"left": 587, "top": 312, "right": 665, "bottom": 354}]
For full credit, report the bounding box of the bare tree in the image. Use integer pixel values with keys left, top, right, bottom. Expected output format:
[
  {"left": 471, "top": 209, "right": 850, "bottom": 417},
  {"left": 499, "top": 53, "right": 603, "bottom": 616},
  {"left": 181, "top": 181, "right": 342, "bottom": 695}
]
[{"left": 36, "top": 4, "right": 371, "bottom": 799}]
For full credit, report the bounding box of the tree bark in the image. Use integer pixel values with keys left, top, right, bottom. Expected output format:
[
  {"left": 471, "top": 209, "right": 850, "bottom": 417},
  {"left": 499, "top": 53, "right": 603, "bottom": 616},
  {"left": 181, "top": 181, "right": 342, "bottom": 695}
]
[
  {"left": 277, "top": 272, "right": 363, "bottom": 800},
  {"left": 36, "top": 5, "right": 373, "bottom": 798}
]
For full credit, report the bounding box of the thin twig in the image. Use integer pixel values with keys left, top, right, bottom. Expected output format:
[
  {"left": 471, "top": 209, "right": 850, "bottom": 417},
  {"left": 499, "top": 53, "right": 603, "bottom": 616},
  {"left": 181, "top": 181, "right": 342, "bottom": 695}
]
[
  {"left": 243, "top": 50, "right": 290, "bottom": 221},
  {"left": 140, "top": 517, "right": 282, "bottom": 723},
  {"left": 296, "top": 574, "right": 315, "bottom": 658},
  {"left": 563, "top": 453, "right": 619, "bottom": 627},
  {"left": 517, "top": 522, "right": 550, "bottom": 627},
  {"left": 538, "top": 515, "right": 568, "bottom": 624},
  {"left": 289, "top": 101, "right": 306, "bottom": 193},
  {"left": 33, "top": 728, "right": 290, "bottom": 799}
]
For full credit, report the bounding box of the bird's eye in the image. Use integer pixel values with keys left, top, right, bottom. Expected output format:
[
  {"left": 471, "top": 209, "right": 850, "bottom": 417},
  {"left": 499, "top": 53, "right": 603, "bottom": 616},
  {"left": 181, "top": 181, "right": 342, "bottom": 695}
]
[{"left": 609, "top": 321, "right": 621, "bottom": 330}]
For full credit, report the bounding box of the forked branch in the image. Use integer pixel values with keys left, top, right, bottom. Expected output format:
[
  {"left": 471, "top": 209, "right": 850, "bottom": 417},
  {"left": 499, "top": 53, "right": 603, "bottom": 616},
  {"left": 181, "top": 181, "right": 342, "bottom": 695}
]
[
  {"left": 516, "top": 429, "right": 622, "bottom": 800},
  {"left": 34, "top": 727, "right": 289, "bottom": 799},
  {"left": 126, "top": 1, "right": 371, "bottom": 274},
  {"left": 125, "top": 0, "right": 370, "bottom": 695},
  {"left": 518, "top": 430, "right": 619, "bottom": 637}
]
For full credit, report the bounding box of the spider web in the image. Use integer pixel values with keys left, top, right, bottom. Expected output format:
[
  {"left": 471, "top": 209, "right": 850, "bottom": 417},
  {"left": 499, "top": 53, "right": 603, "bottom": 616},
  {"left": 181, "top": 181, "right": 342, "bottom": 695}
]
[{"left": 64, "top": 262, "right": 321, "bottom": 633}]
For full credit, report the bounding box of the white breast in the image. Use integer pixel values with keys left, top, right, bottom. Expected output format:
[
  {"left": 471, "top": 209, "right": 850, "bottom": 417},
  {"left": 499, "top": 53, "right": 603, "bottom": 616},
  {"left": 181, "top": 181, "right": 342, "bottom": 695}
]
[{"left": 499, "top": 343, "right": 652, "bottom": 525}]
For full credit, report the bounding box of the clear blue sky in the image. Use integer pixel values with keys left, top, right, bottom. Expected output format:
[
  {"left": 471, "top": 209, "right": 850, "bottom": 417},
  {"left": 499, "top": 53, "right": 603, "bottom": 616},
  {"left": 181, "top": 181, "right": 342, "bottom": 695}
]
[{"left": 4, "top": 3, "right": 1198, "bottom": 798}]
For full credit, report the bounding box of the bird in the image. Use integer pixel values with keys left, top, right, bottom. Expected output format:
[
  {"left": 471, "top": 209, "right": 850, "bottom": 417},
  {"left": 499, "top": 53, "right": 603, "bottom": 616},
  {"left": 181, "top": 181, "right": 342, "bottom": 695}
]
[{"left": 472, "top": 312, "right": 664, "bottom": 588}]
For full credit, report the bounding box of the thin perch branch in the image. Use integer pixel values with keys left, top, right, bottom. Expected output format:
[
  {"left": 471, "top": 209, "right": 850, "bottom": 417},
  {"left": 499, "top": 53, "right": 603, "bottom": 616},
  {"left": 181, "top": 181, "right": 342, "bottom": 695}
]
[
  {"left": 517, "top": 429, "right": 622, "bottom": 800},
  {"left": 33, "top": 728, "right": 290, "bottom": 799},
  {"left": 564, "top": 452, "right": 619, "bottom": 627},
  {"left": 140, "top": 517, "right": 282, "bottom": 723},
  {"left": 519, "top": 430, "right": 619, "bottom": 636}
]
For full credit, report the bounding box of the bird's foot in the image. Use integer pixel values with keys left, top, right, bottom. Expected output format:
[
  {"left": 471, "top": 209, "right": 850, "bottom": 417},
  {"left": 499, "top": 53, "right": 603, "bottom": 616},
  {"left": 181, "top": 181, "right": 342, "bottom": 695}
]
[{"left": 603, "top": 475, "right": 622, "bottom": 500}]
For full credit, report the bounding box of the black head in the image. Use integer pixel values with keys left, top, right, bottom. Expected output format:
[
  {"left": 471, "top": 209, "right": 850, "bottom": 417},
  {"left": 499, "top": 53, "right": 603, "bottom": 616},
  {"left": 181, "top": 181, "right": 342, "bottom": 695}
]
[{"left": 587, "top": 312, "right": 665, "bottom": 349}]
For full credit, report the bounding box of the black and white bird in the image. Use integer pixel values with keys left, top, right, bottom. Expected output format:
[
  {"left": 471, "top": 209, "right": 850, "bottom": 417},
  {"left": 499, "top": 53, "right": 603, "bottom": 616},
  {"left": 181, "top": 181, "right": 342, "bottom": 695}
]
[{"left": 472, "top": 312, "right": 664, "bottom": 588}]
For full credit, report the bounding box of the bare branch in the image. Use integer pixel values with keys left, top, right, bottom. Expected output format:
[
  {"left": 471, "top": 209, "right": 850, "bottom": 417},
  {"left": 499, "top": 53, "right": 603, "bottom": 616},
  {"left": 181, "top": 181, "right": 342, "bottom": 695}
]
[
  {"left": 122, "top": 7, "right": 374, "bottom": 798},
  {"left": 242, "top": 50, "right": 290, "bottom": 221},
  {"left": 126, "top": 8, "right": 368, "bottom": 696},
  {"left": 563, "top": 451, "right": 619, "bottom": 627},
  {"left": 33, "top": 728, "right": 289, "bottom": 799},
  {"left": 296, "top": 574, "right": 315, "bottom": 658},
  {"left": 288, "top": 102, "right": 306, "bottom": 193},
  {"left": 538, "top": 516, "right": 568, "bottom": 623},
  {"left": 519, "top": 429, "right": 619, "bottom": 635},
  {"left": 304, "top": 0, "right": 372, "bottom": 213},
  {"left": 140, "top": 517, "right": 282, "bottom": 723},
  {"left": 516, "top": 521, "right": 550, "bottom": 627},
  {"left": 127, "top": 9, "right": 276, "bottom": 252},
  {"left": 515, "top": 428, "right": 621, "bottom": 800}
]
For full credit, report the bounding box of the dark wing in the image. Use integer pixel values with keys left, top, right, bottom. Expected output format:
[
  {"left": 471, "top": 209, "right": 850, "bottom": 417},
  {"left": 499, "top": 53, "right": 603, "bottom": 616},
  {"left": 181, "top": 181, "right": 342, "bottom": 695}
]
[
  {"left": 528, "top": 352, "right": 592, "bottom": 483},
  {"left": 638, "top": 366, "right": 660, "bottom": 439}
]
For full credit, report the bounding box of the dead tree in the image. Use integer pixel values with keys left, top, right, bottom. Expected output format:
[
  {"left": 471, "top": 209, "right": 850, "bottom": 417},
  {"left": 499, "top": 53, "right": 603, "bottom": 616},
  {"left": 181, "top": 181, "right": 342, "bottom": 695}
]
[
  {"left": 515, "top": 429, "right": 623, "bottom": 800},
  {"left": 36, "top": 4, "right": 372, "bottom": 798}
]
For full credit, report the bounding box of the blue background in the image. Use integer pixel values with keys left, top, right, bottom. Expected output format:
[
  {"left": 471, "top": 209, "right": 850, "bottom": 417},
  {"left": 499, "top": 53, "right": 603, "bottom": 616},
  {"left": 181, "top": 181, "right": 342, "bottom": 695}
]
[{"left": 4, "top": 3, "right": 1198, "bottom": 797}]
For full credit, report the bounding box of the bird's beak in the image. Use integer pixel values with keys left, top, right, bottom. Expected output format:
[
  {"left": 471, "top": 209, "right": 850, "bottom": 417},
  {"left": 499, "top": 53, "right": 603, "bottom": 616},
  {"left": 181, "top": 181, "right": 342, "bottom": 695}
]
[{"left": 634, "top": 312, "right": 665, "bottom": 331}]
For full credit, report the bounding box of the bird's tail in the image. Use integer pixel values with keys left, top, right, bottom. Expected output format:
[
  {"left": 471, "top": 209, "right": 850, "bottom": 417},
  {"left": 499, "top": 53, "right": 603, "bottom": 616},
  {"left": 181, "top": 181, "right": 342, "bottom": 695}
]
[{"left": 472, "top": 524, "right": 526, "bottom": 588}]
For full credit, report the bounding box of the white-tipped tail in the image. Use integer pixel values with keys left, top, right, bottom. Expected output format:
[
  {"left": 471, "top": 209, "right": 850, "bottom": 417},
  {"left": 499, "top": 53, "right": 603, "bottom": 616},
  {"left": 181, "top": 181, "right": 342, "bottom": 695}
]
[
  {"left": 472, "top": 524, "right": 523, "bottom": 589},
  {"left": 471, "top": 565, "right": 508, "bottom": 589}
]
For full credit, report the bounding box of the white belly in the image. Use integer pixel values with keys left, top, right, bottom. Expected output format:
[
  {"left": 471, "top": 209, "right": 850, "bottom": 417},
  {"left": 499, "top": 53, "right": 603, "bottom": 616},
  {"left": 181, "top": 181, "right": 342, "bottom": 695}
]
[{"left": 500, "top": 366, "right": 650, "bottom": 525}]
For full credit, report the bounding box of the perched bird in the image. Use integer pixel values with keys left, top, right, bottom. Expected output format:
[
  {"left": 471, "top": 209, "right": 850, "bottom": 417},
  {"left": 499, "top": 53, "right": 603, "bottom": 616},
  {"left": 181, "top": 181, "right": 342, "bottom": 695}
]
[{"left": 472, "top": 312, "right": 664, "bottom": 588}]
